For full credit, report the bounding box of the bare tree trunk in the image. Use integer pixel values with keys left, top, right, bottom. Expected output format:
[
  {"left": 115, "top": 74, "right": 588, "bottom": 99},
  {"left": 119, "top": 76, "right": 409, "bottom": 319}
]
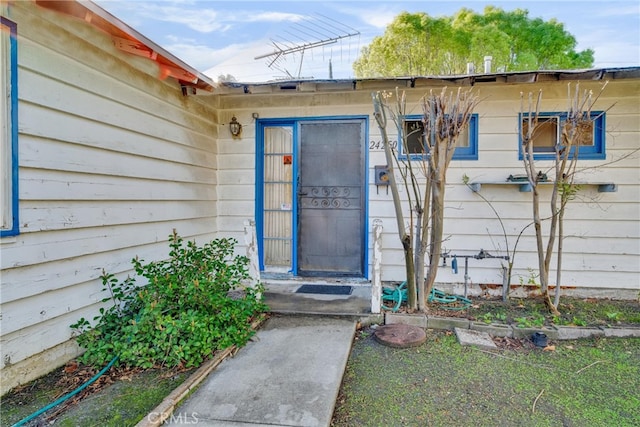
[
  {"left": 422, "top": 88, "right": 478, "bottom": 300},
  {"left": 554, "top": 206, "right": 565, "bottom": 307},
  {"left": 521, "top": 91, "right": 560, "bottom": 315},
  {"left": 373, "top": 93, "right": 417, "bottom": 310},
  {"left": 414, "top": 209, "right": 426, "bottom": 310},
  {"left": 424, "top": 166, "right": 445, "bottom": 297},
  {"left": 372, "top": 89, "right": 478, "bottom": 311},
  {"left": 416, "top": 176, "right": 432, "bottom": 310}
]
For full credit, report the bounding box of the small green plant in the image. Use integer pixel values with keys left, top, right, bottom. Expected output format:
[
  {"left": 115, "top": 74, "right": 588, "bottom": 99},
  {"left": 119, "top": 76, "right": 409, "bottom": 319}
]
[
  {"left": 479, "top": 312, "right": 507, "bottom": 324},
  {"left": 518, "top": 268, "right": 541, "bottom": 287},
  {"left": 606, "top": 312, "right": 621, "bottom": 322},
  {"left": 571, "top": 317, "right": 587, "bottom": 327},
  {"left": 551, "top": 314, "right": 570, "bottom": 326},
  {"left": 71, "top": 230, "right": 267, "bottom": 369},
  {"left": 514, "top": 312, "right": 545, "bottom": 328},
  {"left": 479, "top": 313, "right": 494, "bottom": 324}
]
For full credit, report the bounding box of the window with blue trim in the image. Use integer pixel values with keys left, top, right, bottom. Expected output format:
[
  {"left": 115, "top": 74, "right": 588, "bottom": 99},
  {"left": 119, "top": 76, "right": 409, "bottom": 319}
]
[
  {"left": 1, "top": 17, "right": 19, "bottom": 237},
  {"left": 399, "top": 114, "right": 478, "bottom": 160},
  {"left": 519, "top": 112, "right": 605, "bottom": 160}
]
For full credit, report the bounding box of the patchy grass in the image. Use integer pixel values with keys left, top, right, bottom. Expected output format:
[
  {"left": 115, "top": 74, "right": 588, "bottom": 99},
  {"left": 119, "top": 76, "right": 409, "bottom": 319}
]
[
  {"left": 53, "top": 368, "right": 194, "bottom": 427},
  {"left": 431, "top": 296, "right": 640, "bottom": 328},
  {"left": 1, "top": 365, "right": 194, "bottom": 427},
  {"left": 332, "top": 330, "right": 640, "bottom": 427}
]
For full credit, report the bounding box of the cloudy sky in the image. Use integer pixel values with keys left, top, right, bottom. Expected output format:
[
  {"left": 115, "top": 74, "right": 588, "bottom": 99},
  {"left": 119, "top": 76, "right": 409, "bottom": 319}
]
[{"left": 95, "top": 0, "right": 640, "bottom": 82}]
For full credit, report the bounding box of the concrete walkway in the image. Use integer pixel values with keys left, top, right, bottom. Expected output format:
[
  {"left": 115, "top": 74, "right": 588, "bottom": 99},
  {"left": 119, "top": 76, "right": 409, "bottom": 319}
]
[{"left": 166, "top": 316, "right": 356, "bottom": 427}]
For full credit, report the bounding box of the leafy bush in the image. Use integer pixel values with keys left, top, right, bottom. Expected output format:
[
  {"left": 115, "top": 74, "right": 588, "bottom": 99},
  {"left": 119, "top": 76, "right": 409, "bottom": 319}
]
[{"left": 71, "top": 230, "right": 267, "bottom": 369}]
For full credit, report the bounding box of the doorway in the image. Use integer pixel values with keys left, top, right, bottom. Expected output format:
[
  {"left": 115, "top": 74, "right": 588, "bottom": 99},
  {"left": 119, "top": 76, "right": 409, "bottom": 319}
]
[{"left": 257, "top": 117, "right": 367, "bottom": 277}]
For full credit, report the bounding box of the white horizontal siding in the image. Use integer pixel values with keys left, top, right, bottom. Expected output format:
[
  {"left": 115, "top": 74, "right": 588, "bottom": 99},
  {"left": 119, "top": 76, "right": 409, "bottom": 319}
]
[
  {"left": 0, "top": 0, "right": 219, "bottom": 386},
  {"left": 2, "top": 308, "right": 93, "bottom": 371},
  {"left": 1, "top": 218, "right": 216, "bottom": 269},
  {"left": 20, "top": 133, "right": 216, "bottom": 184},
  {"left": 21, "top": 168, "right": 216, "bottom": 201},
  {"left": 19, "top": 199, "right": 215, "bottom": 231},
  {"left": 217, "top": 78, "right": 640, "bottom": 293}
]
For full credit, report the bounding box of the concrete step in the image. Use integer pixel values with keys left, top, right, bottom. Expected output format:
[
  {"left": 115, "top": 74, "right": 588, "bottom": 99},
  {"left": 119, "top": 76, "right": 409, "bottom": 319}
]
[{"left": 263, "top": 279, "right": 373, "bottom": 317}]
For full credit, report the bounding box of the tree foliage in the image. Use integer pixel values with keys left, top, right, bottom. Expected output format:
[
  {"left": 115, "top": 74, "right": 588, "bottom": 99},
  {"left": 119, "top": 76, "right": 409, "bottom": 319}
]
[{"left": 354, "top": 7, "right": 594, "bottom": 77}]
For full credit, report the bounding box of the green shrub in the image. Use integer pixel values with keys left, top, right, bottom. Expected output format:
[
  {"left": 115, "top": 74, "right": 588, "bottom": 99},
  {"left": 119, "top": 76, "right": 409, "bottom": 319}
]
[{"left": 71, "top": 230, "right": 267, "bottom": 369}]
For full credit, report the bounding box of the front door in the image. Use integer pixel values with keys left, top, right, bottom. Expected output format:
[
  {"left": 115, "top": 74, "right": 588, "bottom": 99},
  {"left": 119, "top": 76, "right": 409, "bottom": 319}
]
[{"left": 297, "top": 120, "right": 366, "bottom": 276}]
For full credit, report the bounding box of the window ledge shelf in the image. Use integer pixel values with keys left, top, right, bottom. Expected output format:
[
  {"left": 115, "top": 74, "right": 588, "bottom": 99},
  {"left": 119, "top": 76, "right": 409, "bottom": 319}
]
[{"left": 469, "top": 181, "right": 617, "bottom": 193}]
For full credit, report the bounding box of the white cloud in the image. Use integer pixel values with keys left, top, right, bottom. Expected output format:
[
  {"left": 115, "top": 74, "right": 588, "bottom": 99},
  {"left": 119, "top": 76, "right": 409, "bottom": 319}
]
[
  {"left": 161, "top": 40, "right": 250, "bottom": 71},
  {"left": 136, "top": 5, "right": 228, "bottom": 33},
  {"left": 99, "top": 2, "right": 305, "bottom": 34},
  {"left": 591, "top": 40, "right": 640, "bottom": 67},
  {"left": 337, "top": 4, "right": 397, "bottom": 30},
  {"left": 245, "top": 12, "right": 305, "bottom": 23},
  {"left": 202, "top": 39, "right": 302, "bottom": 81}
]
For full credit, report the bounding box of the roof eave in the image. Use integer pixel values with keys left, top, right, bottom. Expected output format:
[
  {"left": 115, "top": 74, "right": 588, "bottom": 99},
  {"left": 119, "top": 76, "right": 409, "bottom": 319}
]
[{"left": 34, "top": 0, "right": 216, "bottom": 92}]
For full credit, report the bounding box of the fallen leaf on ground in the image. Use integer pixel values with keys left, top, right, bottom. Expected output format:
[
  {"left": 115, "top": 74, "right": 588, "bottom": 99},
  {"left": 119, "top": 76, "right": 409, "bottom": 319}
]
[{"left": 543, "top": 345, "right": 556, "bottom": 351}]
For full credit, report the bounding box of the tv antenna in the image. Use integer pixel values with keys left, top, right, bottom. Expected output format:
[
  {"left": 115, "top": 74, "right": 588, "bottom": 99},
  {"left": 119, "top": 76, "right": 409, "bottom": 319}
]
[{"left": 255, "top": 13, "right": 359, "bottom": 80}]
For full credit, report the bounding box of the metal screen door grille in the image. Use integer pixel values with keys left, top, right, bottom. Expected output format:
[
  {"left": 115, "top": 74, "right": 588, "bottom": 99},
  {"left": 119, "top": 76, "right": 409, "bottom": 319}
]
[
  {"left": 297, "top": 121, "right": 365, "bottom": 276},
  {"left": 263, "top": 127, "right": 293, "bottom": 268}
]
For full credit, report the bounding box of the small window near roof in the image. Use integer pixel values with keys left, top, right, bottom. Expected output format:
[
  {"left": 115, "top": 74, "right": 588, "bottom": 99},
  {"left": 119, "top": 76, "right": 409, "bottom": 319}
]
[
  {"left": 519, "top": 112, "right": 604, "bottom": 160},
  {"left": 400, "top": 114, "right": 478, "bottom": 160}
]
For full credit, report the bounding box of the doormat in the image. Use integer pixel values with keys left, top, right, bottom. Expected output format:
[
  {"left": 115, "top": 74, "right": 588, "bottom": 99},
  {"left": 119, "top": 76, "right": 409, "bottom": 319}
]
[{"left": 295, "top": 285, "right": 353, "bottom": 295}]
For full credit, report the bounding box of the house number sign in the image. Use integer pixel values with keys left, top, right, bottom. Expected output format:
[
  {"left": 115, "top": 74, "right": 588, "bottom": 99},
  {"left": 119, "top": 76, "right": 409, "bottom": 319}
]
[{"left": 369, "top": 140, "right": 398, "bottom": 150}]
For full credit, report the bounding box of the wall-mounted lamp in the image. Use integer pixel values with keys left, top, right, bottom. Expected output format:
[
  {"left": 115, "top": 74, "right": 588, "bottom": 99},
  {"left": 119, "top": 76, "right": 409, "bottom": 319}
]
[{"left": 229, "top": 116, "right": 242, "bottom": 138}]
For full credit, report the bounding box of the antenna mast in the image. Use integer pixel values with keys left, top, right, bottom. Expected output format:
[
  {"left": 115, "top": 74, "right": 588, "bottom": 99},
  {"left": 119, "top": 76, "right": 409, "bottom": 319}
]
[{"left": 255, "top": 14, "right": 359, "bottom": 80}]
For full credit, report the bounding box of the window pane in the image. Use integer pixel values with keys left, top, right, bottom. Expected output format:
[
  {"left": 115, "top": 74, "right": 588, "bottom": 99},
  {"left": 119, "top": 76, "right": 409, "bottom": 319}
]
[
  {"left": 456, "top": 128, "right": 470, "bottom": 148},
  {"left": 403, "top": 120, "right": 425, "bottom": 154},
  {"left": 264, "top": 239, "right": 291, "bottom": 266},
  {"left": 264, "top": 183, "right": 292, "bottom": 210},
  {"left": 264, "top": 127, "right": 292, "bottom": 153},
  {"left": 523, "top": 116, "right": 558, "bottom": 152},
  {"left": 574, "top": 121, "right": 595, "bottom": 147},
  {"left": 403, "top": 119, "right": 471, "bottom": 154},
  {"left": 263, "top": 126, "right": 293, "bottom": 269}
]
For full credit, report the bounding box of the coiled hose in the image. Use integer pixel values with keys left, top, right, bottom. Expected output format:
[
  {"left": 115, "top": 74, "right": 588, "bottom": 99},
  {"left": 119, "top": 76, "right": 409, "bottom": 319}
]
[{"left": 381, "top": 281, "right": 472, "bottom": 312}]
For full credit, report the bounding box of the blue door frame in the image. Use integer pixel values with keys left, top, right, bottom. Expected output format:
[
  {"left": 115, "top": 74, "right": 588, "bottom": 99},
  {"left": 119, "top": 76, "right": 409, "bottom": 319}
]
[{"left": 255, "top": 116, "right": 369, "bottom": 278}]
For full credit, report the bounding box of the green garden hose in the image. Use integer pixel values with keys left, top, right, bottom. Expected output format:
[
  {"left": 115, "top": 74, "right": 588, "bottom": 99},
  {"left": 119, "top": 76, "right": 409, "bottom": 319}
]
[
  {"left": 381, "top": 282, "right": 472, "bottom": 312},
  {"left": 12, "top": 355, "right": 119, "bottom": 427}
]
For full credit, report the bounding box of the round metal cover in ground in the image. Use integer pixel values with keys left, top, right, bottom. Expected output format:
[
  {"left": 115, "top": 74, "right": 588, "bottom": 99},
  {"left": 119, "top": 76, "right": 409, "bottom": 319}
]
[{"left": 374, "top": 324, "right": 426, "bottom": 348}]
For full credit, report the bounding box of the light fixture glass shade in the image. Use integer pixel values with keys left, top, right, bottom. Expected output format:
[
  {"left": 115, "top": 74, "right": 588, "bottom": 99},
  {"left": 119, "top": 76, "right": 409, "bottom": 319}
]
[{"left": 229, "top": 116, "right": 242, "bottom": 137}]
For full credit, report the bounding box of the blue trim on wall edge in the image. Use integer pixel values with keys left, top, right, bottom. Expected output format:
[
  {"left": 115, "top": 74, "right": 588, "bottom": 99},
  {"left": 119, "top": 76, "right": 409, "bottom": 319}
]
[{"left": 1, "top": 17, "right": 19, "bottom": 237}]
